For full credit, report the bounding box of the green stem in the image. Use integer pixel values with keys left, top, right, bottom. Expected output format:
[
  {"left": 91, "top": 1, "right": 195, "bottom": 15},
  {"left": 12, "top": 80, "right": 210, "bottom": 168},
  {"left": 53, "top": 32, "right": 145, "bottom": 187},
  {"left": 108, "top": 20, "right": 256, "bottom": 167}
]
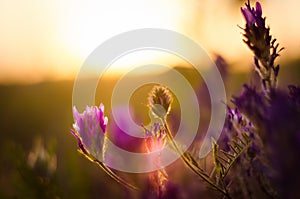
[
  {"left": 162, "top": 122, "right": 231, "bottom": 198},
  {"left": 95, "top": 160, "right": 139, "bottom": 190},
  {"left": 78, "top": 149, "right": 139, "bottom": 190}
]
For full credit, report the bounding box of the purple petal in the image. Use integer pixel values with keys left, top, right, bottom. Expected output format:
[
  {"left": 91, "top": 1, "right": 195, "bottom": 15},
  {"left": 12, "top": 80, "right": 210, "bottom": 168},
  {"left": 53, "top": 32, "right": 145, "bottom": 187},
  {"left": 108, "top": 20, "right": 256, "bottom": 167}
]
[
  {"left": 255, "top": 2, "right": 262, "bottom": 17},
  {"left": 72, "top": 106, "right": 80, "bottom": 123},
  {"left": 98, "top": 103, "right": 108, "bottom": 132},
  {"left": 241, "top": 8, "right": 255, "bottom": 24},
  {"left": 99, "top": 103, "right": 105, "bottom": 112}
]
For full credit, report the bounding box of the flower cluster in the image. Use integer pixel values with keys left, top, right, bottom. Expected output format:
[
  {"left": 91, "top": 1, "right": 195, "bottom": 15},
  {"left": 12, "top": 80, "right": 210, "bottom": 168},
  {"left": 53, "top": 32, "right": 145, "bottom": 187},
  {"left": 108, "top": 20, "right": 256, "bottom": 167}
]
[{"left": 69, "top": 1, "right": 300, "bottom": 198}]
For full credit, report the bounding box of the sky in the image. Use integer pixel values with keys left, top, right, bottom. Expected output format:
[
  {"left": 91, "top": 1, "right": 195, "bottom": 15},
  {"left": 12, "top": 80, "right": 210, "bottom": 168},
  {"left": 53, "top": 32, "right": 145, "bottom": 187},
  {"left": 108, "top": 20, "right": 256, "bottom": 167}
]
[{"left": 0, "top": 0, "right": 299, "bottom": 84}]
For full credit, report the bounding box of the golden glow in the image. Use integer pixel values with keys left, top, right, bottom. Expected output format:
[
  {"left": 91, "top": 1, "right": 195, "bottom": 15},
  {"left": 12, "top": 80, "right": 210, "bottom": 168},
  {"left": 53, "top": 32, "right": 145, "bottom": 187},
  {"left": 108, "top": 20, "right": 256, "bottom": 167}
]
[
  {"left": 104, "top": 50, "right": 189, "bottom": 76},
  {"left": 61, "top": 0, "right": 179, "bottom": 58},
  {"left": 0, "top": 0, "right": 300, "bottom": 83},
  {"left": 58, "top": 0, "right": 181, "bottom": 74}
]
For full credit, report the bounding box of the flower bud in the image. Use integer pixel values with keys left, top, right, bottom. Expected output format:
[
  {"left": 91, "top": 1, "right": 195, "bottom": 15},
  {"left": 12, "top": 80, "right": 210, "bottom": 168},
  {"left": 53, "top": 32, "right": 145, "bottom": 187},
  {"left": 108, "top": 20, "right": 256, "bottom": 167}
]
[{"left": 148, "top": 85, "right": 173, "bottom": 120}]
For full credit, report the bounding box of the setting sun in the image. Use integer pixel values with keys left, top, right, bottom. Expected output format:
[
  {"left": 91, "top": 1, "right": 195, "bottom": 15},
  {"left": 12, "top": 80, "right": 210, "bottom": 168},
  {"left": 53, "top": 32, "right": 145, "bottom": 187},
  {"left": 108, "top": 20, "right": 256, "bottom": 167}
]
[
  {"left": 59, "top": 1, "right": 181, "bottom": 61},
  {"left": 1, "top": 1, "right": 300, "bottom": 198},
  {"left": 0, "top": 0, "right": 300, "bottom": 83}
]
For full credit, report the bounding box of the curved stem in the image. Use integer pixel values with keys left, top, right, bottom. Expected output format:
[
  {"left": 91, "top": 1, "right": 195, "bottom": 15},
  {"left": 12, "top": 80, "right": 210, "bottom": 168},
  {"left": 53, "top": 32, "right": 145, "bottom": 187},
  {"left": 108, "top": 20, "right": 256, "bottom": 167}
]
[
  {"left": 95, "top": 159, "right": 139, "bottom": 190},
  {"left": 163, "top": 122, "right": 231, "bottom": 198},
  {"left": 78, "top": 149, "right": 139, "bottom": 190}
]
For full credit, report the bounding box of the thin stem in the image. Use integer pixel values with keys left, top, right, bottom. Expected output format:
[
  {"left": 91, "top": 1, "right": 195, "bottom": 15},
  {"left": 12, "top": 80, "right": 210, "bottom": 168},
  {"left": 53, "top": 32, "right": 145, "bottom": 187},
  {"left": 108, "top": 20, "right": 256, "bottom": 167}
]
[
  {"left": 162, "top": 122, "right": 231, "bottom": 198},
  {"left": 95, "top": 160, "right": 139, "bottom": 190},
  {"left": 78, "top": 149, "right": 139, "bottom": 190}
]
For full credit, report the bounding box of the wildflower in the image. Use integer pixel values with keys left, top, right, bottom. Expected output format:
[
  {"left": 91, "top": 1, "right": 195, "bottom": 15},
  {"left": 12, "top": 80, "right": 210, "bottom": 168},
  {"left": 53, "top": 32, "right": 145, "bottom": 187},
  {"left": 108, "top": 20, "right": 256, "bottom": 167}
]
[
  {"left": 70, "top": 104, "right": 138, "bottom": 190},
  {"left": 144, "top": 123, "right": 168, "bottom": 198},
  {"left": 27, "top": 137, "right": 57, "bottom": 177},
  {"left": 241, "top": 1, "right": 262, "bottom": 25},
  {"left": 259, "top": 89, "right": 300, "bottom": 198},
  {"left": 148, "top": 85, "right": 173, "bottom": 120},
  {"left": 144, "top": 123, "right": 166, "bottom": 153},
  {"left": 71, "top": 104, "right": 108, "bottom": 161},
  {"left": 232, "top": 84, "right": 267, "bottom": 127},
  {"left": 241, "top": 1, "right": 283, "bottom": 92}
]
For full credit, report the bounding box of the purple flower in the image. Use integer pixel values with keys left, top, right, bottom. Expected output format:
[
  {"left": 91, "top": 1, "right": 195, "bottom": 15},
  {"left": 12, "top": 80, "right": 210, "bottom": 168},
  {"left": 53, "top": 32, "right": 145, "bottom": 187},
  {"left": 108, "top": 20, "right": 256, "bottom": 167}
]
[
  {"left": 108, "top": 105, "right": 145, "bottom": 153},
  {"left": 232, "top": 84, "right": 267, "bottom": 127},
  {"left": 143, "top": 123, "right": 168, "bottom": 198},
  {"left": 144, "top": 123, "right": 166, "bottom": 153},
  {"left": 71, "top": 104, "right": 108, "bottom": 160},
  {"left": 241, "top": 1, "right": 263, "bottom": 25},
  {"left": 241, "top": 1, "right": 283, "bottom": 93},
  {"left": 241, "top": 6, "right": 255, "bottom": 25},
  {"left": 255, "top": 2, "right": 262, "bottom": 17}
]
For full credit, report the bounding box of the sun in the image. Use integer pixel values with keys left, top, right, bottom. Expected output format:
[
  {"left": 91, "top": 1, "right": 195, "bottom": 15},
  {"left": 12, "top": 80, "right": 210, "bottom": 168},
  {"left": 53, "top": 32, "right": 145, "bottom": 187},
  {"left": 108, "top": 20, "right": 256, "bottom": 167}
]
[{"left": 58, "top": 0, "right": 182, "bottom": 74}]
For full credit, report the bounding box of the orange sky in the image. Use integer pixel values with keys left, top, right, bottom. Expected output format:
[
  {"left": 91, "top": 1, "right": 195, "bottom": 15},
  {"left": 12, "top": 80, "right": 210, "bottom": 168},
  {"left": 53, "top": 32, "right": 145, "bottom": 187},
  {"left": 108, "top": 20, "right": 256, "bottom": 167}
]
[{"left": 0, "top": 0, "right": 299, "bottom": 84}]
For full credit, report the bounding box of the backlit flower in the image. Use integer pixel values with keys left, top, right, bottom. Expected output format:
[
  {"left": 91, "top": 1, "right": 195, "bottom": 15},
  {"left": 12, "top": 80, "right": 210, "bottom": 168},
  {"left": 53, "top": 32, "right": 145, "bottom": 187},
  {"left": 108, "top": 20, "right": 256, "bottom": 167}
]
[
  {"left": 144, "top": 123, "right": 168, "bottom": 198},
  {"left": 241, "top": 1, "right": 283, "bottom": 93},
  {"left": 148, "top": 85, "right": 173, "bottom": 120},
  {"left": 71, "top": 104, "right": 108, "bottom": 160}
]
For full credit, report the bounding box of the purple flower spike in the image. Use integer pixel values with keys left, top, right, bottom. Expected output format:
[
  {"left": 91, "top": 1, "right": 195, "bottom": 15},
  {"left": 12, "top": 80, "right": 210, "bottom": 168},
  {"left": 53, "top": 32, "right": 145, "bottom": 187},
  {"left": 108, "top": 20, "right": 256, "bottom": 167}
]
[
  {"left": 241, "top": 1, "right": 283, "bottom": 94},
  {"left": 71, "top": 104, "right": 108, "bottom": 160}
]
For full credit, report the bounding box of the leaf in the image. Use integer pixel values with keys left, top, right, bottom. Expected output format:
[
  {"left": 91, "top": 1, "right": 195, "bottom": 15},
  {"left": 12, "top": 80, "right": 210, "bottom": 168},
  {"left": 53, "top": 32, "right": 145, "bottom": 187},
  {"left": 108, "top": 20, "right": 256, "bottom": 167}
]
[{"left": 218, "top": 133, "right": 250, "bottom": 179}]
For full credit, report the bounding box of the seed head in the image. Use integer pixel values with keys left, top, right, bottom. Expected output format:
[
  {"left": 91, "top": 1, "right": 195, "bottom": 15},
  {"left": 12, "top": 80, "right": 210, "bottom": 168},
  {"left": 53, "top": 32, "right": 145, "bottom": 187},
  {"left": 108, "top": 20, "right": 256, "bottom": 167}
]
[{"left": 148, "top": 85, "right": 173, "bottom": 120}]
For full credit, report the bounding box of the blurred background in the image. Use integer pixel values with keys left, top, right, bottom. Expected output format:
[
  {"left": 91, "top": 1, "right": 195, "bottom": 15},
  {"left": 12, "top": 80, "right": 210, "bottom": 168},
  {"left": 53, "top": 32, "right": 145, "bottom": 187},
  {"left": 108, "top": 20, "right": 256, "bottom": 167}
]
[{"left": 0, "top": 0, "right": 299, "bottom": 198}]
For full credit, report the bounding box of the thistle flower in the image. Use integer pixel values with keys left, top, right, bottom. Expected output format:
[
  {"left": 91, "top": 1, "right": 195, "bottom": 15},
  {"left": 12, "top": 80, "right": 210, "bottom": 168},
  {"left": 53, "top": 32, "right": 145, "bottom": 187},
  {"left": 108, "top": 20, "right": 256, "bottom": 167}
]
[
  {"left": 241, "top": 1, "right": 283, "bottom": 92},
  {"left": 71, "top": 104, "right": 108, "bottom": 161},
  {"left": 148, "top": 85, "right": 173, "bottom": 120}
]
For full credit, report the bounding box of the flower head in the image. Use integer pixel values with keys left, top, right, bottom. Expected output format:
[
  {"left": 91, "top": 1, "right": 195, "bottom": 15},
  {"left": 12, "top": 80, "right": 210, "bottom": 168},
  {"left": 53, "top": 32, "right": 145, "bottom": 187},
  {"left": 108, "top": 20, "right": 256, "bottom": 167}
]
[
  {"left": 143, "top": 123, "right": 168, "bottom": 198},
  {"left": 144, "top": 123, "right": 166, "bottom": 153},
  {"left": 241, "top": 1, "right": 263, "bottom": 26},
  {"left": 71, "top": 104, "right": 108, "bottom": 160},
  {"left": 241, "top": 1, "right": 283, "bottom": 93},
  {"left": 148, "top": 85, "right": 173, "bottom": 120}
]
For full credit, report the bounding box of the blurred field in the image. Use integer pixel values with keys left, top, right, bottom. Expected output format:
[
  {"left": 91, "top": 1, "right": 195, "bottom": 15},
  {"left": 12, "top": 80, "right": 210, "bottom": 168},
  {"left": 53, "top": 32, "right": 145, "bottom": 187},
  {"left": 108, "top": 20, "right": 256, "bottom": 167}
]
[{"left": 0, "top": 59, "right": 299, "bottom": 198}]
